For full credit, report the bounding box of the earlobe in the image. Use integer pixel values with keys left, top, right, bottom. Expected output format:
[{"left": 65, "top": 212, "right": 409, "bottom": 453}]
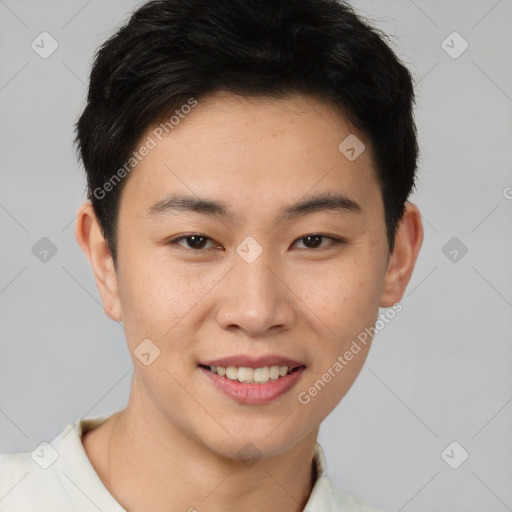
[
  {"left": 379, "top": 201, "right": 424, "bottom": 308},
  {"left": 74, "top": 202, "right": 123, "bottom": 322}
]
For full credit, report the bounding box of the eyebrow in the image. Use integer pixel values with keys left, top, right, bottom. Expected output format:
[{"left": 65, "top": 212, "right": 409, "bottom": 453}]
[{"left": 147, "top": 191, "right": 362, "bottom": 222}]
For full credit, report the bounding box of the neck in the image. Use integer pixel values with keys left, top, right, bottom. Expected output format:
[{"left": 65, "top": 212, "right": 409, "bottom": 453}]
[{"left": 86, "top": 379, "right": 319, "bottom": 512}]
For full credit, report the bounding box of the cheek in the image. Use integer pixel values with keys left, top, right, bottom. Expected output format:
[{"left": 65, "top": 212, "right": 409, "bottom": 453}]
[
  {"left": 117, "top": 257, "right": 199, "bottom": 396},
  {"left": 117, "top": 246, "right": 224, "bottom": 353},
  {"left": 116, "top": 247, "right": 186, "bottom": 343},
  {"left": 292, "top": 255, "right": 383, "bottom": 341},
  {"left": 294, "top": 264, "right": 379, "bottom": 417}
]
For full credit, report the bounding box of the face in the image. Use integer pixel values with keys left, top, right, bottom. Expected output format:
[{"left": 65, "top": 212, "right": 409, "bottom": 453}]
[{"left": 97, "top": 91, "right": 399, "bottom": 458}]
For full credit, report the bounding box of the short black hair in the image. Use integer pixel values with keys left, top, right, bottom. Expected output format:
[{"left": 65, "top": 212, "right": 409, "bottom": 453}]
[{"left": 75, "top": 0, "right": 418, "bottom": 267}]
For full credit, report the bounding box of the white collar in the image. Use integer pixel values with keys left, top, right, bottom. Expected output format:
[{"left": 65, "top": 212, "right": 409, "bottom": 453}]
[{"left": 51, "top": 413, "right": 341, "bottom": 511}]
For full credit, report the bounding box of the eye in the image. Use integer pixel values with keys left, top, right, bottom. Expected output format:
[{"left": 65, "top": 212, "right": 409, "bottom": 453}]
[
  {"left": 168, "top": 234, "right": 220, "bottom": 250},
  {"left": 293, "top": 234, "right": 345, "bottom": 250},
  {"left": 167, "top": 233, "right": 345, "bottom": 251}
]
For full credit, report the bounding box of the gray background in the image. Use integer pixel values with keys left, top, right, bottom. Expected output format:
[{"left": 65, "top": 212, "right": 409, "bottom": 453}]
[{"left": 1, "top": 1, "right": 511, "bottom": 511}]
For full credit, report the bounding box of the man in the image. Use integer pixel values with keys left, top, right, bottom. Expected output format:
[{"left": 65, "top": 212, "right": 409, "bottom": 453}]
[{"left": 0, "top": 0, "right": 423, "bottom": 510}]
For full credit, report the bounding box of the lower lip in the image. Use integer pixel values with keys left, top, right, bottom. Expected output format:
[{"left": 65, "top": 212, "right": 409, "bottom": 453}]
[{"left": 198, "top": 366, "right": 306, "bottom": 405}]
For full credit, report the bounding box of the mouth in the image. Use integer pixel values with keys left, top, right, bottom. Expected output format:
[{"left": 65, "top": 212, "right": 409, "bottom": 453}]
[
  {"left": 198, "top": 363, "right": 307, "bottom": 405},
  {"left": 198, "top": 363, "right": 306, "bottom": 385}
]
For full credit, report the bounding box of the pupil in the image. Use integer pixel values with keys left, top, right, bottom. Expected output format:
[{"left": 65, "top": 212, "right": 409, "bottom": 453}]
[
  {"left": 304, "top": 235, "right": 321, "bottom": 248},
  {"left": 189, "top": 236, "right": 207, "bottom": 249}
]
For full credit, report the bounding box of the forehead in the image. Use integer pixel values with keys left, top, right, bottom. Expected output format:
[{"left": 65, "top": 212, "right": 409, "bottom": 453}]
[{"left": 120, "top": 91, "right": 381, "bottom": 223}]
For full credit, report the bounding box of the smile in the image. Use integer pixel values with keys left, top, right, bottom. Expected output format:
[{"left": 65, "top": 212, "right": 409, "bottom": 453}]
[
  {"left": 200, "top": 364, "right": 304, "bottom": 384},
  {"left": 198, "top": 364, "right": 307, "bottom": 405}
]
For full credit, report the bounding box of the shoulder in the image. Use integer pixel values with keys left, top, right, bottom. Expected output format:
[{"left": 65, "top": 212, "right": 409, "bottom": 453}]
[
  {"left": 0, "top": 415, "right": 117, "bottom": 511},
  {"left": 308, "top": 471, "right": 386, "bottom": 512},
  {"left": 0, "top": 449, "right": 72, "bottom": 510},
  {"left": 0, "top": 417, "right": 103, "bottom": 512},
  {"left": 330, "top": 485, "right": 387, "bottom": 512},
  {"left": 311, "top": 443, "right": 386, "bottom": 512}
]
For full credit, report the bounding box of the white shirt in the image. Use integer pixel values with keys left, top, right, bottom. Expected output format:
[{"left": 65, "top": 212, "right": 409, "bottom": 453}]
[{"left": 0, "top": 414, "right": 384, "bottom": 511}]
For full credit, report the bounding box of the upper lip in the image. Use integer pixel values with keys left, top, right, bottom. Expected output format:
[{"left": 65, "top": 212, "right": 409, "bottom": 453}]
[{"left": 199, "top": 355, "right": 306, "bottom": 369}]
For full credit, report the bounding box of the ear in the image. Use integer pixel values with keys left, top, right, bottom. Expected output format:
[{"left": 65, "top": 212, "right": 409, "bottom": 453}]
[
  {"left": 380, "top": 201, "right": 424, "bottom": 307},
  {"left": 74, "top": 202, "right": 122, "bottom": 322}
]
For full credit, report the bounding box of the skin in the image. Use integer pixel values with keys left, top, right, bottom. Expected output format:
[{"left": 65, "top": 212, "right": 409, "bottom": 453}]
[{"left": 75, "top": 91, "right": 423, "bottom": 512}]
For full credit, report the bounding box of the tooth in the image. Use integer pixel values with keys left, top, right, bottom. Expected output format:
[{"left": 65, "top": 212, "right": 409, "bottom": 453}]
[
  {"left": 226, "top": 366, "right": 238, "bottom": 379},
  {"left": 238, "top": 367, "right": 254, "bottom": 383},
  {"left": 269, "top": 365, "right": 280, "bottom": 380},
  {"left": 253, "top": 366, "right": 270, "bottom": 383},
  {"left": 214, "top": 365, "right": 297, "bottom": 383}
]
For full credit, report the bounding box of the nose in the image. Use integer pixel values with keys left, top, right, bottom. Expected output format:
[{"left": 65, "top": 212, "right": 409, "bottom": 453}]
[{"left": 215, "top": 243, "right": 296, "bottom": 337}]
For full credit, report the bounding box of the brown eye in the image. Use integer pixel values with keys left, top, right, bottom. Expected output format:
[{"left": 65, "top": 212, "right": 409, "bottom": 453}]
[
  {"left": 169, "top": 234, "right": 217, "bottom": 250},
  {"left": 294, "top": 234, "right": 344, "bottom": 249}
]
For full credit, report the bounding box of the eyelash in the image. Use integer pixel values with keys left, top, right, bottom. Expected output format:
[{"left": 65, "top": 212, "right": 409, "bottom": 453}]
[{"left": 167, "top": 233, "right": 346, "bottom": 251}]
